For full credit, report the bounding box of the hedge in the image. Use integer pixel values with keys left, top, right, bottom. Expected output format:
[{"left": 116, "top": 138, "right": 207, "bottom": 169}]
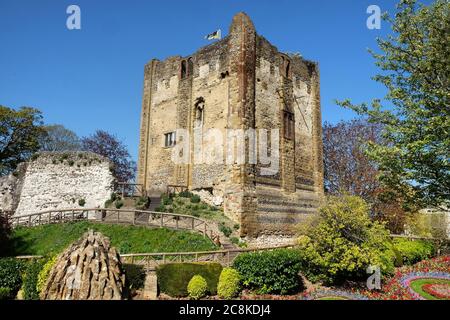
[
  {"left": 156, "top": 262, "right": 222, "bottom": 297},
  {"left": 392, "top": 238, "right": 435, "bottom": 265},
  {"left": 233, "top": 249, "right": 303, "bottom": 294},
  {"left": 0, "top": 258, "right": 25, "bottom": 299},
  {"left": 22, "top": 259, "right": 45, "bottom": 300}
]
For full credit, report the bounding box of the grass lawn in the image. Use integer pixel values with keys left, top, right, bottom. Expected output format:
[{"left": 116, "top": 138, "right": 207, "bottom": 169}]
[
  {"left": 9, "top": 221, "right": 218, "bottom": 257},
  {"left": 409, "top": 278, "right": 450, "bottom": 300}
]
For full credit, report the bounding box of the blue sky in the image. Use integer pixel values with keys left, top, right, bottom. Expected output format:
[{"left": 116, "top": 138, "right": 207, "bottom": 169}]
[{"left": 0, "top": 0, "right": 407, "bottom": 161}]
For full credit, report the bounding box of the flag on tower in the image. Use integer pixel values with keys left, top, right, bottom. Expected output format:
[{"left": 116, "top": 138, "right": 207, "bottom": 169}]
[{"left": 204, "top": 29, "right": 221, "bottom": 40}]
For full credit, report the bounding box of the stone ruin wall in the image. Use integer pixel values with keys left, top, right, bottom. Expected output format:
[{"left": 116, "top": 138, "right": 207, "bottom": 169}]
[{"left": 0, "top": 151, "right": 114, "bottom": 216}]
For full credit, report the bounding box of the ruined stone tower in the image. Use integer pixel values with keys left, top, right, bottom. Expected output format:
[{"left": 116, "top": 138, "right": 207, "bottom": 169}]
[{"left": 137, "top": 12, "right": 324, "bottom": 236}]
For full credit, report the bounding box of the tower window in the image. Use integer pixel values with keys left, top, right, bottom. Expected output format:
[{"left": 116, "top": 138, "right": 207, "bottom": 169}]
[
  {"left": 164, "top": 132, "right": 176, "bottom": 147},
  {"left": 181, "top": 60, "right": 187, "bottom": 79},
  {"left": 283, "top": 111, "right": 294, "bottom": 140}
]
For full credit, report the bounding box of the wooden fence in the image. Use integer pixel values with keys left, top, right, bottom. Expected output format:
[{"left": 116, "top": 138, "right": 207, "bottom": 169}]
[
  {"left": 9, "top": 208, "right": 220, "bottom": 243},
  {"left": 120, "top": 244, "right": 295, "bottom": 270}
]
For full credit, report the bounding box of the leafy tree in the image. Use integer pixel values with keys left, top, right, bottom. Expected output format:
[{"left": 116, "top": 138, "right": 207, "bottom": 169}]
[
  {"left": 297, "top": 195, "right": 393, "bottom": 284},
  {"left": 337, "top": 0, "right": 449, "bottom": 211},
  {"left": 323, "top": 119, "right": 382, "bottom": 199},
  {"left": 323, "top": 119, "right": 409, "bottom": 233},
  {"left": 81, "top": 130, "right": 136, "bottom": 183},
  {"left": 0, "top": 106, "right": 46, "bottom": 175},
  {"left": 39, "top": 124, "right": 81, "bottom": 152}
]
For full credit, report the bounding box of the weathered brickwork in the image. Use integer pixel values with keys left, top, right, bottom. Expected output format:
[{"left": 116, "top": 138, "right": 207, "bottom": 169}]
[{"left": 137, "top": 13, "right": 324, "bottom": 236}]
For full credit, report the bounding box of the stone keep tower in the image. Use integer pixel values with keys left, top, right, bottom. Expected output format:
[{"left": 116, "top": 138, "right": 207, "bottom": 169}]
[{"left": 137, "top": 12, "right": 324, "bottom": 236}]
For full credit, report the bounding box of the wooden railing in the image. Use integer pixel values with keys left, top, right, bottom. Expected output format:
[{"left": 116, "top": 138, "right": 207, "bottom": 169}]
[
  {"left": 115, "top": 182, "right": 145, "bottom": 198},
  {"left": 166, "top": 185, "right": 188, "bottom": 195},
  {"left": 121, "top": 244, "right": 295, "bottom": 270},
  {"left": 9, "top": 208, "right": 220, "bottom": 243}
]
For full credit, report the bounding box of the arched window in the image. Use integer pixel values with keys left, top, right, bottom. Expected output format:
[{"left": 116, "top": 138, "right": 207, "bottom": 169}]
[
  {"left": 194, "top": 97, "right": 205, "bottom": 128},
  {"left": 285, "top": 60, "right": 290, "bottom": 78},
  {"left": 181, "top": 60, "right": 187, "bottom": 79},
  {"left": 187, "top": 58, "right": 194, "bottom": 76}
]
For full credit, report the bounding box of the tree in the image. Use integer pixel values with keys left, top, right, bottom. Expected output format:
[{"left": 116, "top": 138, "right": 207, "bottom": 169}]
[
  {"left": 0, "top": 213, "right": 12, "bottom": 256},
  {"left": 338, "top": 0, "right": 450, "bottom": 211},
  {"left": 39, "top": 124, "right": 81, "bottom": 152},
  {"left": 323, "top": 119, "right": 409, "bottom": 233},
  {"left": 81, "top": 130, "right": 136, "bottom": 183},
  {"left": 0, "top": 106, "right": 46, "bottom": 176},
  {"left": 323, "top": 119, "right": 382, "bottom": 200}
]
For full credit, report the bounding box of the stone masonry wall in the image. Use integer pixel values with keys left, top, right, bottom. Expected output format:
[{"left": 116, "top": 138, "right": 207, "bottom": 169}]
[{"left": 0, "top": 152, "right": 114, "bottom": 216}]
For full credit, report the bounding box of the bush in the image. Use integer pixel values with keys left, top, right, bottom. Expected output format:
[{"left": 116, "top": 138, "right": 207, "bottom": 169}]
[
  {"left": 233, "top": 249, "right": 303, "bottom": 295},
  {"left": 217, "top": 267, "right": 241, "bottom": 299},
  {"left": 296, "top": 195, "right": 392, "bottom": 285},
  {"left": 219, "top": 223, "right": 232, "bottom": 238},
  {"left": 36, "top": 256, "right": 57, "bottom": 294},
  {"left": 124, "top": 264, "right": 145, "bottom": 290},
  {"left": 0, "top": 258, "right": 25, "bottom": 298},
  {"left": 179, "top": 191, "right": 193, "bottom": 198},
  {"left": 115, "top": 200, "right": 124, "bottom": 209},
  {"left": 135, "top": 196, "right": 151, "bottom": 210},
  {"left": 78, "top": 199, "right": 86, "bottom": 207},
  {"left": 161, "top": 195, "right": 173, "bottom": 206},
  {"left": 392, "top": 238, "right": 435, "bottom": 265},
  {"left": 156, "top": 262, "right": 222, "bottom": 297},
  {"left": 0, "top": 287, "right": 11, "bottom": 300},
  {"left": 187, "top": 275, "right": 208, "bottom": 300},
  {"left": 22, "top": 259, "right": 45, "bottom": 300},
  {"left": 190, "top": 195, "right": 201, "bottom": 203}
]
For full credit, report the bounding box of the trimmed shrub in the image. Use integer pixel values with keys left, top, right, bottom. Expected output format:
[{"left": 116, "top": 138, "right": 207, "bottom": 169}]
[
  {"left": 135, "top": 196, "right": 151, "bottom": 210},
  {"left": 36, "top": 256, "right": 57, "bottom": 294},
  {"left": 156, "top": 262, "right": 222, "bottom": 297},
  {"left": 187, "top": 275, "right": 208, "bottom": 300},
  {"left": 217, "top": 267, "right": 241, "bottom": 299},
  {"left": 0, "top": 287, "right": 11, "bottom": 300},
  {"left": 0, "top": 258, "right": 25, "bottom": 298},
  {"left": 233, "top": 249, "right": 303, "bottom": 295},
  {"left": 22, "top": 259, "right": 45, "bottom": 300},
  {"left": 179, "top": 191, "right": 193, "bottom": 198},
  {"left": 392, "top": 238, "right": 435, "bottom": 265}
]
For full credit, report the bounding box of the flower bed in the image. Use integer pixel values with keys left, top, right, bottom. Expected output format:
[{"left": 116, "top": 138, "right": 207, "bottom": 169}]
[
  {"left": 360, "top": 255, "right": 450, "bottom": 300},
  {"left": 422, "top": 282, "right": 450, "bottom": 299}
]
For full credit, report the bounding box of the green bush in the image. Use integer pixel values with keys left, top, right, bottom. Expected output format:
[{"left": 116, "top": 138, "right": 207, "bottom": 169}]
[
  {"left": 0, "top": 287, "right": 11, "bottom": 300},
  {"left": 115, "top": 200, "right": 124, "bottom": 209},
  {"left": 233, "top": 249, "right": 303, "bottom": 295},
  {"left": 392, "top": 238, "right": 435, "bottom": 265},
  {"left": 296, "top": 195, "right": 392, "bottom": 285},
  {"left": 156, "top": 262, "right": 222, "bottom": 297},
  {"left": 22, "top": 259, "right": 45, "bottom": 300},
  {"left": 219, "top": 223, "right": 232, "bottom": 238},
  {"left": 179, "top": 191, "right": 193, "bottom": 198},
  {"left": 123, "top": 264, "right": 146, "bottom": 290},
  {"left": 217, "top": 267, "right": 241, "bottom": 299},
  {"left": 0, "top": 258, "right": 25, "bottom": 298},
  {"left": 190, "top": 195, "right": 201, "bottom": 203},
  {"left": 161, "top": 195, "right": 173, "bottom": 206},
  {"left": 36, "top": 256, "right": 57, "bottom": 294},
  {"left": 78, "top": 199, "right": 86, "bottom": 207},
  {"left": 135, "top": 196, "right": 151, "bottom": 210},
  {"left": 187, "top": 275, "right": 208, "bottom": 300}
]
